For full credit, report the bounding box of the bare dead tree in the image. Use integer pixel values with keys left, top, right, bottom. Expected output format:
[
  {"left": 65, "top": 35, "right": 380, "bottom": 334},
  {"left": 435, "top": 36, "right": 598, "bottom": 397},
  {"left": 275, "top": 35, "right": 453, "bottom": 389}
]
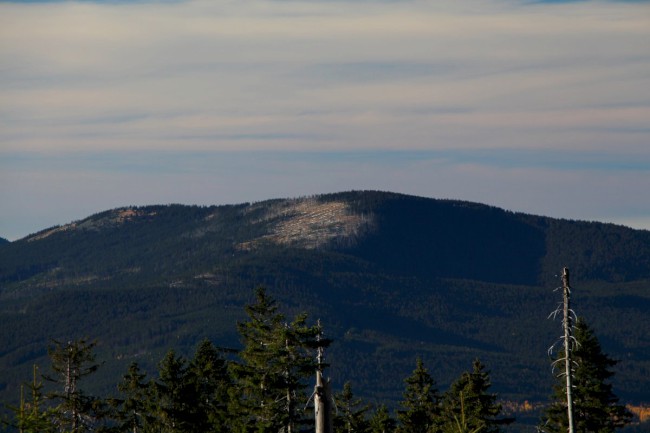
[
  {"left": 561, "top": 269, "right": 576, "bottom": 433},
  {"left": 309, "top": 321, "right": 333, "bottom": 433},
  {"left": 546, "top": 268, "right": 577, "bottom": 433}
]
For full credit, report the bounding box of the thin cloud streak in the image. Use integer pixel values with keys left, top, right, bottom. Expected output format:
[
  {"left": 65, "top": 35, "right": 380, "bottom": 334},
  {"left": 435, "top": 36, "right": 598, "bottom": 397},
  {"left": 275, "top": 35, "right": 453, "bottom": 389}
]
[{"left": 2, "top": 0, "right": 649, "bottom": 152}]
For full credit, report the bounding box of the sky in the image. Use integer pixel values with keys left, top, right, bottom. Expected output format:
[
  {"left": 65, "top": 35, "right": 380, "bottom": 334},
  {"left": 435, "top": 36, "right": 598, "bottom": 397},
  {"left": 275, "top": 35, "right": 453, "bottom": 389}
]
[{"left": 1, "top": 0, "right": 649, "bottom": 241}]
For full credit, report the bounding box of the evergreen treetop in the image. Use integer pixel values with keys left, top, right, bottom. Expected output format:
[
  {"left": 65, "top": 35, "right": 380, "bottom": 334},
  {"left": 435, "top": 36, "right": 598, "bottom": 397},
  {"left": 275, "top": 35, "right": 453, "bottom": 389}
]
[
  {"left": 333, "top": 382, "right": 371, "bottom": 433},
  {"left": 441, "top": 359, "right": 513, "bottom": 433},
  {"left": 396, "top": 358, "right": 441, "bottom": 433},
  {"left": 541, "top": 318, "right": 632, "bottom": 433}
]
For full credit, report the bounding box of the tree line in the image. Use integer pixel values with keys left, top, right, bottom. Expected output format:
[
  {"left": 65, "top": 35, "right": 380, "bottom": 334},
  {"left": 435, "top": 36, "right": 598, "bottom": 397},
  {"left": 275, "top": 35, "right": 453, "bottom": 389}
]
[{"left": 2, "top": 287, "right": 632, "bottom": 433}]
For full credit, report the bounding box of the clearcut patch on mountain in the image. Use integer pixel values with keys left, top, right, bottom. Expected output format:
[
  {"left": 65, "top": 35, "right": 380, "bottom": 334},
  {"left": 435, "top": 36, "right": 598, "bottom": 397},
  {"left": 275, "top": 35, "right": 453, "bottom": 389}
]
[{"left": 239, "top": 198, "right": 374, "bottom": 250}]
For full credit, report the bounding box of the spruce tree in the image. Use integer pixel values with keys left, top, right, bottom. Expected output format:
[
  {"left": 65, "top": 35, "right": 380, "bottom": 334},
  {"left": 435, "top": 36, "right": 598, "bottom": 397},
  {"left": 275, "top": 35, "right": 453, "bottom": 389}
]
[
  {"left": 232, "top": 287, "right": 324, "bottom": 433},
  {"left": 5, "top": 365, "right": 57, "bottom": 433},
  {"left": 231, "top": 287, "right": 287, "bottom": 433},
  {"left": 187, "top": 339, "right": 233, "bottom": 433},
  {"left": 396, "top": 358, "right": 441, "bottom": 433},
  {"left": 440, "top": 360, "right": 512, "bottom": 433},
  {"left": 44, "top": 339, "right": 104, "bottom": 433},
  {"left": 114, "top": 362, "right": 151, "bottom": 433},
  {"left": 333, "top": 382, "right": 370, "bottom": 433},
  {"left": 151, "top": 350, "right": 193, "bottom": 433},
  {"left": 369, "top": 404, "right": 396, "bottom": 433},
  {"left": 278, "top": 314, "right": 325, "bottom": 433},
  {"left": 541, "top": 319, "right": 632, "bottom": 433}
]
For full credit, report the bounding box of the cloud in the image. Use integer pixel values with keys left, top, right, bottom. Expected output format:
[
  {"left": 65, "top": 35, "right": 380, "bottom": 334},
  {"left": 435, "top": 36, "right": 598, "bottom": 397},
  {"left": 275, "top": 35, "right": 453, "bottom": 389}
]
[
  {"left": 2, "top": 0, "right": 649, "bottom": 151},
  {"left": 1, "top": 0, "right": 649, "bottom": 238}
]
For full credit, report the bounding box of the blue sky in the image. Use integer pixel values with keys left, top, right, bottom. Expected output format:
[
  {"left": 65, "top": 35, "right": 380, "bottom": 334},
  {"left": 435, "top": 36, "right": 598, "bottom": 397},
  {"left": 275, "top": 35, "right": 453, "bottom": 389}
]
[{"left": 1, "top": 0, "right": 649, "bottom": 240}]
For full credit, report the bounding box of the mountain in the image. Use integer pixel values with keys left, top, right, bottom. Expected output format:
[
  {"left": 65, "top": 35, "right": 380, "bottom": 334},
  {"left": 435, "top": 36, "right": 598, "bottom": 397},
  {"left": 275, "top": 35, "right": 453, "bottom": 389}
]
[
  {"left": 1, "top": 191, "right": 649, "bottom": 417},
  {"left": 0, "top": 237, "right": 8, "bottom": 246}
]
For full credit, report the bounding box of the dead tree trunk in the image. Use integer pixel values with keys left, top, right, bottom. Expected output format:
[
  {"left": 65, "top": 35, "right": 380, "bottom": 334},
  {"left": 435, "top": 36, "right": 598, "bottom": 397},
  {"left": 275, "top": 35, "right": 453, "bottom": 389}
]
[
  {"left": 562, "top": 267, "right": 576, "bottom": 433},
  {"left": 315, "top": 323, "right": 333, "bottom": 433},
  {"left": 315, "top": 369, "right": 333, "bottom": 433}
]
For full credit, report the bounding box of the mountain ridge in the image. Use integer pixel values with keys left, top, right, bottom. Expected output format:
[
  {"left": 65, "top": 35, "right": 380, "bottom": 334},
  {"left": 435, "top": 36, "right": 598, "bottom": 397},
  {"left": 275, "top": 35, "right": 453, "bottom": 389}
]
[
  {"left": 5, "top": 190, "right": 650, "bottom": 288},
  {"left": 0, "top": 190, "right": 648, "bottom": 422}
]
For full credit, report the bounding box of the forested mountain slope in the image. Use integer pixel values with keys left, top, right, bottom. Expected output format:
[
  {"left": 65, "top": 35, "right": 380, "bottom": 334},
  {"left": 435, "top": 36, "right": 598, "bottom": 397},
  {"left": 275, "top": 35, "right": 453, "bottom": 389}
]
[{"left": 1, "top": 191, "right": 648, "bottom": 412}]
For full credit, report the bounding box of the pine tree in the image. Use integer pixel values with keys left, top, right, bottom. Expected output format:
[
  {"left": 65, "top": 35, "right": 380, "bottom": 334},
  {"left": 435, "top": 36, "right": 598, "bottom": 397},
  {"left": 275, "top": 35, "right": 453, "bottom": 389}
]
[
  {"left": 440, "top": 360, "right": 512, "bottom": 433},
  {"left": 541, "top": 319, "right": 632, "bottom": 433},
  {"left": 44, "top": 339, "right": 104, "bottom": 433},
  {"left": 333, "top": 382, "right": 370, "bottom": 433},
  {"left": 396, "top": 358, "right": 441, "bottom": 433}
]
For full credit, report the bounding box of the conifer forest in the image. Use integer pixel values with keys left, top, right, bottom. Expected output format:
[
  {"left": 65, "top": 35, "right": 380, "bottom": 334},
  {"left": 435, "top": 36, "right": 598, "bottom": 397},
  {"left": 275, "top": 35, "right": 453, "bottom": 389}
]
[{"left": 1, "top": 286, "right": 641, "bottom": 433}]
